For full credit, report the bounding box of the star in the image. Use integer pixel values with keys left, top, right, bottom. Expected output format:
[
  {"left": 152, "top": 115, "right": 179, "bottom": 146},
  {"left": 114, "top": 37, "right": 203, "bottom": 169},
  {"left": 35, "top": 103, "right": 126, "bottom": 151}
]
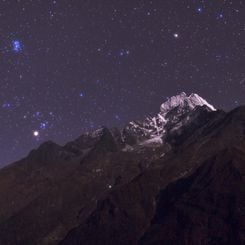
[
  {"left": 114, "top": 114, "right": 121, "bottom": 120},
  {"left": 217, "top": 13, "right": 224, "bottom": 19},
  {"left": 40, "top": 122, "right": 48, "bottom": 130},
  {"left": 119, "top": 49, "right": 130, "bottom": 56},
  {"left": 33, "top": 111, "right": 41, "bottom": 118},
  {"left": 33, "top": 131, "right": 39, "bottom": 137},
  {"left": 2, "top": 102, "right": 11, "bottom": 108},
  {"left": 12, "top": 40, "right": 21, "bottom": 53},
  {"left": 197, "top": 7, "right": 203, "bottom": 13},
  {"left": 173, "top": 33, "right": 179, "bottom": 38}
]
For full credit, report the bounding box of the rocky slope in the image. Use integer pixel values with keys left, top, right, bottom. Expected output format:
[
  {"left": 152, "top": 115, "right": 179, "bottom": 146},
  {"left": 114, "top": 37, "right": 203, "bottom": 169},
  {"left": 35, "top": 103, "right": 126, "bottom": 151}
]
[{"left": 0, "top": 93, "right": 244, "bottom": 245}]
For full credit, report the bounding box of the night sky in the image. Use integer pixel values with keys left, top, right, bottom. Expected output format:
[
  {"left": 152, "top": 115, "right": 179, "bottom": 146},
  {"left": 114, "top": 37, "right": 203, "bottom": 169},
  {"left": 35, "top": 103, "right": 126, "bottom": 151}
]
[{"left": 0, "top": 0, "right": 245, "bottom": 165}]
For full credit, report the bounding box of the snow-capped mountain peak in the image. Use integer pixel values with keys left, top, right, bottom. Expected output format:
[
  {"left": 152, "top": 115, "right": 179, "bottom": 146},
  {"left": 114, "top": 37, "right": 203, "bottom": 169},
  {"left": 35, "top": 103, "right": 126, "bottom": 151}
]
[
  {"left": 160, "top": 92, "right": 215, "bottom": 114},
  {"left": 123, "top": 92, "right": 216, "bottom": 147}
]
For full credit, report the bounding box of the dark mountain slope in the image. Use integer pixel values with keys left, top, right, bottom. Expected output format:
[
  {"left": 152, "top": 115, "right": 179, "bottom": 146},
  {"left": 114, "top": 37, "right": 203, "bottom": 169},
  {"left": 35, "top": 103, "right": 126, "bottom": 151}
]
[
  {"left": 140, "top": 148, "right": 245, "bottom": 245},
  {"left": 60, "top": 107, "right": 245, "bottom": 245},
  {"left": 0, "top": 127, "right": 163, "bottom": 244}
]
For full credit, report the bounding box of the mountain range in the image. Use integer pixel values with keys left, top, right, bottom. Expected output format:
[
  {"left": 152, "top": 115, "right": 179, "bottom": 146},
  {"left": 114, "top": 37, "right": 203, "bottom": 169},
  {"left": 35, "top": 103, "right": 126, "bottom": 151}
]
[{"left": 0, "top": 92, "right": 244, "bottom": 245}]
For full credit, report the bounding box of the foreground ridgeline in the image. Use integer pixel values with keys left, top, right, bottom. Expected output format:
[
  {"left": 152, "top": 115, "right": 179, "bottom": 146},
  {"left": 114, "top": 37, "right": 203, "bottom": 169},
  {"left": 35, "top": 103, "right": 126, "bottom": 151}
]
[{"left": 0, "top": 93, "right": 244, "bottom": 245}]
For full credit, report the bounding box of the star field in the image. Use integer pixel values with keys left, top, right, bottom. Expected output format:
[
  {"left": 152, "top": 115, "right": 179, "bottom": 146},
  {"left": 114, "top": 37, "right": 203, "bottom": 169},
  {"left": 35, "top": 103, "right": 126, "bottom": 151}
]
[{"left": 0, "top": 0, "right": 245, "bottom": 165}]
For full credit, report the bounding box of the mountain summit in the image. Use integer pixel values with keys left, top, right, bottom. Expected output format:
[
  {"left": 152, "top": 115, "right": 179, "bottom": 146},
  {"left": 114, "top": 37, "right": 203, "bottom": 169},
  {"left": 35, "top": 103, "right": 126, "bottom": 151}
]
[
  {"left": 160, "top": 92, "right": 215, "bottom": 113},
  {"left": 123, "top": 92, "right": 215, "bottom": 147},
  {"left": 0, "top": 93, "right": 244, "bottom": 245}
]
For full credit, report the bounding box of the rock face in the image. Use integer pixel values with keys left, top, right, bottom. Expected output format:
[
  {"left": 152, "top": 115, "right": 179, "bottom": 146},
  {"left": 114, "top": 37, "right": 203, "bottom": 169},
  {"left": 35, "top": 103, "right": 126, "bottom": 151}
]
[
  {"left": 140, "top": 148, "right": 245, "bottom": 245},
  {"left": 0, "top": 93, "right": 244, "bottom": 245}
]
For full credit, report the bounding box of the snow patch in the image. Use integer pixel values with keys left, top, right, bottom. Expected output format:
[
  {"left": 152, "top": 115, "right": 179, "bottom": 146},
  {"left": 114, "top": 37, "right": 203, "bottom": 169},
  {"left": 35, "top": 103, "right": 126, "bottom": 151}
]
[{"left": 140, "top": 136, "right": 163, "bottom": 147}]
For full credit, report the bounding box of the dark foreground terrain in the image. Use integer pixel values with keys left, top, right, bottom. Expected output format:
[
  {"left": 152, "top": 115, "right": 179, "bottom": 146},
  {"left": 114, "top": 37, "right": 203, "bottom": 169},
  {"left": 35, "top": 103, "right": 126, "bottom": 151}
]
[{"left": 0, "top": 93, "right": 244, "bottom": 244}]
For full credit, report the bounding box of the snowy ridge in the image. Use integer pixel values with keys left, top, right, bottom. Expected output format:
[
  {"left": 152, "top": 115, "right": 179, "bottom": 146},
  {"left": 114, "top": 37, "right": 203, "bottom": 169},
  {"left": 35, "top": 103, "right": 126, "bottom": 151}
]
[
  {"left": 90, "top": 127, "right": 105, "bottom": 138},
  {"left": 160, "top": 92, "right": 215, "bottom": 113},
  {"left": 123, "top": 92, "right": 215, "bottom": 147}
]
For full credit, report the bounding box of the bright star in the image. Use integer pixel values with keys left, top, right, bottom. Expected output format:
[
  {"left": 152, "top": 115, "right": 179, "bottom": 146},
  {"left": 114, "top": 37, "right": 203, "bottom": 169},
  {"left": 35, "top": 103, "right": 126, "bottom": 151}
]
[
  {"left": 197, "top": 7, "right": 203, "bottom": 13},
  {"left": 33, "top": 130, "right": 39, "bottom": 137},
  {"left": 174, "top": 33, "right": 179, "bottom": 38}
]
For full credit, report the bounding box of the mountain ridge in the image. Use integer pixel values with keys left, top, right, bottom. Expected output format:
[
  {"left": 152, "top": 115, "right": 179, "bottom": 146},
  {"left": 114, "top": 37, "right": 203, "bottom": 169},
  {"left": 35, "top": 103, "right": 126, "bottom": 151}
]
[{"left": 0, "top": 93, "right": 244, "bottom": 245}]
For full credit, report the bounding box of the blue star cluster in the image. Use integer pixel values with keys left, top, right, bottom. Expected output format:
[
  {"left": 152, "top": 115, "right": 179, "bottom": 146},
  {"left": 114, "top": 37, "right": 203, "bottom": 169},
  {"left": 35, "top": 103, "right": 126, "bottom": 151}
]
[
  {"left": 12, "top": 40, "right": 22, "bottom": 52},
  {"left": 0, "top": 0, "right": 245, "bottom": 165}
]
